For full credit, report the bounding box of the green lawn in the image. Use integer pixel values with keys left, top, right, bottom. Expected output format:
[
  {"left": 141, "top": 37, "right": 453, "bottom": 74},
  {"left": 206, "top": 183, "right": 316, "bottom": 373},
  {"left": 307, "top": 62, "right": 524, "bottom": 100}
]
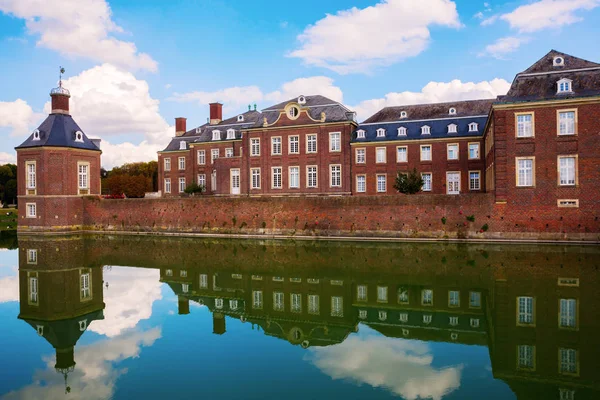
[{"left": 0, "top": 209, "right": 17, "bottom": 232}]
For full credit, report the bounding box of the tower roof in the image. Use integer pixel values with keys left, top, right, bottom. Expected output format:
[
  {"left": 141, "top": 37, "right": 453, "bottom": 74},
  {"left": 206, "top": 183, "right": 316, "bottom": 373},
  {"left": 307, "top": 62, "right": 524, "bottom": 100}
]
[{"left": 15, "top": 113, "right": 101, "bottom": 151}]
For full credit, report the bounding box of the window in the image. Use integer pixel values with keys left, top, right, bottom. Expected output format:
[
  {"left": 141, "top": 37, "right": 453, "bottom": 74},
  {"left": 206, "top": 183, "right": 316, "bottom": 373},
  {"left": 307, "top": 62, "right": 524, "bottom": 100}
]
[
  {"left": 165, "top": 269, "right": 173, "bottom": 277},
  {"left": 26, "top": 203, "right": 36, "bottom": 218},
  {"left": 356, "top": 175, "right": 366, "bottom": 193},
  {"left": 211, "top": 171, "right": 217, "bottom": 191},
  {"left": 469, "top": 171, "right": 481, "bottom": 191},
  {"left": 182, "top": 284, "right": 189, "bottom": 294},
  {"left": 558, "top": 156, "right": 576, "bottom": 186},
  {"left": 356, "top": 129, "right": 365, "bottom": 139},
  {"left": 238, "top": 115, "right": 244, "bottom": 122},
  {"left": 400, "top": 111, "right": 407, "bottom": 118},
  {"left": 251, "top": 168, "right": 261, "bottom": 189},
  {"left": 376, "top": 128, "right": 385, "bottom": 138},
  {"left": 272, "top": 167, "right": 282, "bottom": 189},
  {"left": 421, "top": 173, "right": 432, "bottom": 192},
  {"left": 559, "top": 389, "right": 575, "bottom": 400},
  {"left": 214, "top": 298, "right": 225, "bottom": 309},
  {"left": 288, "top": 106, "right": 299, "bottom": 119},
  {"left": 329, "top": 132, "right": 341, "bottom": 152},
  {"left": 291, "top": 293, "right": 302, "bottom": 313},
  {"left": 397, "top": 126, "right": 407, "bottom": 136},
  {"left": 377, "top": 286, "right": 388, "bottom": 303},
  {"left": 225, "top": 148, "right": 233, "bottom": 158},
  {"left": 33, "top": 129, "right": 40, "bottom": 140},
  {"left": 289, "top": 135, "right": 299, "bottom": 154},
  {"left": 230, "top": 300, "right": 239, "bottom": 310},
  {"left": 449, "top": 107, "right": 457, "bottom": 115},
  {"left": 553, "top": 56, "right": 565, "bottom": 66},
  {"left": 356, "top": 148, "right": 366, "bottom": 164},
  {"left": 377, "top": 174, "right": 386, "bottom": 193},
  {"left": 29, "top": 275, "right": 38, "bottom": 304},
  {"left": 179, "top": 141, "right": 186, "bottom": 150},
  {"left": 449, "top": 316, "right": 459, "bottom": 326},
  {"left": 447, "top": 143, "right": 459, "bottom": 160},
  {"left": 518, "top": 345, "right": 535, "bottom": 370},
  {"left": 398, "top": 289, "right": 409, "bottom": 304},
  {"left": 421, "top": 125, "right": 431, "bottom": 135},
  {"left": 357, "top": 285, "right": 367, "bottom": 301},
  {"left": 469, "top": 292, "right": 481, "bottom": 308},
  {"left": 211, "top": 149, "right": 219, "bottom": 163},
  {"left": 517, "top": 158, "right": 535, "bottom": 187},
  {"left": 558, "top": 111, "right": 576, "bottom": 135},
  {"left": 273, "top": 292, "right": 284, "bottom": 311},
  {"left": 399, "top": 313, "right": 408, "bottom": 323},
  {"left": 80, "top": 272, "right": 91, "bottom": 300},
  {"left": 558, "top": 199, "right": 579, "bottom": 208},
  {"left": 251, "top": 138, "right": 260, "bottom": 156},
  {"left": 449, "top": 291, "right": 460, "bottom": 307},
  {"left": 423, "top": 315, "right": 433, "bottom": 324},
  {"left": 164, "top": 158, "right": 171, "bottom": 171},
  {"left": 75, "top": 131, "right": 84, "bottom": 142},
  {"left": 396, "top": 146, "right": 407, "bottom": 163},
  {"left": 306, "top": 134, "right": 317, "bottom": 153},
  {"left": 212, "top": 130, "right": 220, "bottom": 141},
  {"left": 448, "top": 124, "right": 457, "bottom": 134},
  {"left": 468, "top": 143, "right": 480, "bottom": 159},
  {"left": 470, "top": 318, "right": 480, "bottom": 328},
  {"left": 199, "top": 274, "right": 208, "bottom": 288},
  {"left": 252, "top": 290, "right": 263, "bottom": 309},
  {"left": 376, "top": 147, "right": 386, "bottom": 163},
  {"left": 164, "top": 178, "right": 171, "bottom": 193},
  {"left": 469, "top": 122, "right": 478, "bottom": 132},
  {"left": 180, "top": 269, "right": 187, "bottom": 278},
  {"left": 559, "top": 299, "right": 577, "bottom": 328},
  {"left": 78, "top": 163, "right": 89, "bottom": 189},
  {"left": 79, "top": 320, "right": 87, "bottom": 331},
  {"left": 422, "top": 289, "right": 433, "bottom": 305},
  {"left": 420, "top": 145, "right": 432, "bottom": 161},
  {"left": 179, "top": 177, "right": 186, "bottom": 193},
  {"left": 178, "top": 157, "right": 185, "bottom": 170},
  {"left": 289, "top": 166, "right": 300, "bottom": 188},
  {"left": 359, "top": 310, "right": 367, "bottom": 319},
  {"left": 516, "top": 113, "right": 534, "bottom": 137},
  {"left": 331, "top": 296, "right": 343, "bottom": 317},
  {"left": 517, "top": 296, "right": 534, "bottom": 325},
  {"left": 308, "top": 294, "right": 320, "bottom": 315},
  {"left": 226, "top": 129, "right": 235, "bottom": 140},
  {"left": 557, "top": 78, "right": 572, "bottom": 94},
  {"left": 379, "top": 311, "right": 388, "bottom": 321},
  {"left": 271, "top": 137, "right": 282, "bottom": 155},
  {"left": 26, "top": 162, "right": 36, "bottom": 189},
  {"left": 559, "top": 348, "right": 578, "bottom": 374},
  {"left": 197, "top": 150, "right": 205, "bottom": 165},
  {"left": 307, "top": 166, "right": 318, "bottom": 188},
  {"left": 27, "top": 249, "right": 37, "bottom": 264},
  {"left": 330, "top": 165, "right": 341, "bottom": 187}
]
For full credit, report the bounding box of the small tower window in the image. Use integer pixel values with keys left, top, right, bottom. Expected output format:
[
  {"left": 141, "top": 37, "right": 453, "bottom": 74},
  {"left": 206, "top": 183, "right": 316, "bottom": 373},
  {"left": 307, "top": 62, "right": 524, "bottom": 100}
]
[
  {"left": 356, "top": 129, "right": 365, "bottom": 139},
  {"left": 212, "top": 130, "right": 221, "bottom": 141},
  {"left": 237, "top": 115, "right": 244, "bottom": 122},
  {"left": 449, "top": 108, "right": 457, "bottom": 115},
  {"left": 226, "top": 129, "right": 235, "bottom": 139},
  {"left": 397, "top": 127, "right": 407, "bottom": 136},
  {"left": 557, "top": 78, "right": 573, "bottom": 94},
  {"left": 288, "top": 106, "right": 300, "bottom": 119},
  {"left": 448, "top": 124, "right": 457, "bottom": 134},
  {"left": 400, "top": 111, "right": 407, "bottom": 119},
  {"left": 75, "top": 131, "right": 84, "bottom": 143},
  {"left": 553, "top": 56, "right": 565, "bottom": 67},
  {"left": 376, "top": 128, "right": 386, "bottom": 138},
  {"left": 195, "top": 127, "right": 202, "bottom": 134},
  {"left": 421, "top": 125, "right": 431, "bottom": 135},
  {"left": 79, "top": 320, "right": 87, "bottom": 332},
  {"left": 36, "top": 325, "right": 44, "bottom": 336},
  {"left": 32, "top": 129, "right": 41, "bottom": 141},
  {"left": 469, "top": 122, "right": 479, "bottom": 132},
  {"left": 298, "top": 95, "right": 306, "bottom": 105},
  {"left": 179, "top": 141, "right": 186, "bottom": 150}
]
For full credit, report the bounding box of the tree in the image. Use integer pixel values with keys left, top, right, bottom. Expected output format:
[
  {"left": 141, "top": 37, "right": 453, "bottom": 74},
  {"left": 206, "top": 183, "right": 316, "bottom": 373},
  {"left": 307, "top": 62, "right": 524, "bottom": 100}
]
[
  {"left": 104, "top": 174, "right": 149, "bottom": 198},
  {"left": 0, "top": 164, "right": 17, "bottom": 206},
  {"left": 394, "top": 168, "right": 424, "bottom": 194},
  {"left": 184, "top": 183, "right": 206, "bottom": 195}
]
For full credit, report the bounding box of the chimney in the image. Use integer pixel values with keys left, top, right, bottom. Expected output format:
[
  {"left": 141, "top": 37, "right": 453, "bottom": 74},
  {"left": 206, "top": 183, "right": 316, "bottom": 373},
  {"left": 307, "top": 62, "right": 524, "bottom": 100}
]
[
  {"left": 213, "top": 312, "right": 226, "bottom": 335},
  {"left": 178, "top": 296, "right": 190, "bottom": 315},
  {"left": 209, "top": 103, "right": 223, "bottom": 125},
  {"left": 50, "top": 86, "right": 71, "bottom": 115},
  {"left": 175, "top": 117, "right": 187, "bottom": 137}
]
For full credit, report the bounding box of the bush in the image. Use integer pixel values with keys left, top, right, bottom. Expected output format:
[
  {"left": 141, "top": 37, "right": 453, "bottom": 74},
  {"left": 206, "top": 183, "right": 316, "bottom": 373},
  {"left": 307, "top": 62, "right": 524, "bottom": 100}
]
[
  {"left": 466, "top": 215, "right": 475, "bottom": 222},
  {"left": 184, "top": 183, "right": 206, "bottom": 194},
  {"left": 393, "top": 168, "right": 424, "bottom": 194}
]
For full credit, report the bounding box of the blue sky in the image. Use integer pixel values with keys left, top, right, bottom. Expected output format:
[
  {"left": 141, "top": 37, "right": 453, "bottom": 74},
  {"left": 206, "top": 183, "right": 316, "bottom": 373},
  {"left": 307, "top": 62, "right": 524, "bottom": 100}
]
[{"left": 1, "top": 0, "right": 599, "bottom": 168}]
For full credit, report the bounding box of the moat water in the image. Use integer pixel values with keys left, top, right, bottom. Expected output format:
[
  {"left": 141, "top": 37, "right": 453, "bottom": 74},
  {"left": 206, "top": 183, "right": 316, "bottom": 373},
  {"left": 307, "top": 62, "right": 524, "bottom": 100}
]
[{"left": 0, "top": 234, "right": 598, "bottom": 400}]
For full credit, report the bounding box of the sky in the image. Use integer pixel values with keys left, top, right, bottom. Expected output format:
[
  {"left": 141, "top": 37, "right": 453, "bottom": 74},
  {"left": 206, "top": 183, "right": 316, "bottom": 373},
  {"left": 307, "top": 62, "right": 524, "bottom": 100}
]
[{"left": 0, "top": 0, "right": 599, "bottom": 168}]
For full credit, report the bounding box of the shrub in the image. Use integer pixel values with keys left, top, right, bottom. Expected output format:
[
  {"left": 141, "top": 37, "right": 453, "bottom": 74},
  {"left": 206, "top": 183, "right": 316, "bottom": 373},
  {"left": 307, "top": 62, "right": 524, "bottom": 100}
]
[
  {"left": 481, "top": 223, "right": 489, "bottom": 232},
  {"left": 393, "top": 168, "right": 424, "bottom": 194},
  {"left": 184, "top": 183, "right": 206, "bottom": 194},
  {"left": 466, "top": 215, "right": 475, "bottom": 222},
  {"left": 441, "top": 216, "right": 447, "bottom": 225}
]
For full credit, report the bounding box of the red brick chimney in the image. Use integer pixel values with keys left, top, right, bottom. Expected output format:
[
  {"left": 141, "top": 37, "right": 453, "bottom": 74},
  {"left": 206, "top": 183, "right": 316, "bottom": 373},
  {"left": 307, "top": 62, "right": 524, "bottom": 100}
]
[
  {"left": 209, "top": 103, "right": 223, "bottom": 125},
  {"left": 175, "top": 117, "right": 187, "bottom": 137},
  {"left": 50, "top": 86, "right": 70, "bottom": 115}
]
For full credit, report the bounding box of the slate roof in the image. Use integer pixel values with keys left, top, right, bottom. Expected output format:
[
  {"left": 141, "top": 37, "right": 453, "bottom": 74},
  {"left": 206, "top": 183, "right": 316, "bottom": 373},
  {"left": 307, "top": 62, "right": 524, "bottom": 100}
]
[
  {"left": 498, "top": 50, "right": 600, "bottom": 103},
  {"left": 355, "top": 99, "right": 493, "bottom": 143},
  {"left": 256, "top": 95, "right": 356, "bottom": 127},
  {"left": 15, "top": 113, "right": 101, "bottom": 151}
]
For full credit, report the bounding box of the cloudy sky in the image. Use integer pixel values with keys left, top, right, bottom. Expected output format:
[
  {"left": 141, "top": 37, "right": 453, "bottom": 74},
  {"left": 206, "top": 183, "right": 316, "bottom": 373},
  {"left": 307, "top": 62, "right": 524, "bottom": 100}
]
[{"left": 0, "top": 0, "right": 598, "bottom": 168}]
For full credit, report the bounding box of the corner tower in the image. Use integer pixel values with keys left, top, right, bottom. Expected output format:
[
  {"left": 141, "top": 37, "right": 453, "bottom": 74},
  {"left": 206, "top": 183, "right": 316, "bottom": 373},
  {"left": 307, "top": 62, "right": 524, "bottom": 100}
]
[{"left": 15, "top": 70, "right": 102, "bottom": 231}]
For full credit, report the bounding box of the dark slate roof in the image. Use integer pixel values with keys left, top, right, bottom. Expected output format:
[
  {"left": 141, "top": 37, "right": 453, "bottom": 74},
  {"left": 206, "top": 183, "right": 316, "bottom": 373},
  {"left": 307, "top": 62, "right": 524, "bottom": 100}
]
[
  {"left": 256, "top": 95, "right": 356, "bottom": 127},
  {"left": 15, "top": 113, "right": 101, "bottom": 151},
  {"left": 498, "top": 50, "right": 600, "bottom": 104},
  {"left": 355, "top": 99, "right": 492, "bottom": 143}
]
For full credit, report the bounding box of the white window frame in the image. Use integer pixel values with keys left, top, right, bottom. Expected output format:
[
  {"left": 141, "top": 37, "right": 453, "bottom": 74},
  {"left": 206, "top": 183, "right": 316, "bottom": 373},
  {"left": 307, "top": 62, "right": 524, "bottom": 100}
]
[
  {"left": 26, "top": 161, "right": 36, "bottom": 190},
  {"left": 289, "top": 135, "right": 299, "bottom": 154},
  {"left": 179, "top": 177, "right": 186, "bottom": 193},
  {"left": 376, "top": 128, "right": 385, "bottom": 138},
  {"left": 421, "top": 173, "right": 432, "bottom": 192},
  {"left": 397, "top": 126, "right": 407, "bottom": 136},
  {"left": 291, "top": 293, "right": 302, "bottom": 313},
  {"left": 557, "top": 78, "right": 573, "bottom": 94},
  {"left": 199, "top": 274, "right": 208, "bottom": 288},
  {"left": 421, "top": 289, "right": 433, "bottom": 306},
  {"left": 226, "top": 129, "right": 235, "bottom": 140},
  {"left": 356, "top": 129, "right": 366, "bottom": 139},
  {"left": 469, "top": 292, "right": 481, "bottom": 308},
  {"left": 516, "top": 157, "right": 535, "bottom": 187},
  {"left": 80, "top": 271, "right": 91, "bottom": 301},
  {"left": 516, "top": 112, "right": 534, "bottom": 138},
  {"left": 469, "top": 171, "right": 481, "bottom": 191},
  {"left": 449, "top": 290, "right": 460, "bottom": 307},
  {"left": 77, "top": 162, "right": 89, "bottom": 190},
  {"left": 178, "top": 156, "right": 186, "bottom": 170},
  {"left": 164, "top": 158, "right": 171, "bottom": 171},
  {"left": 396, "top": 146, "right": 407, "bottom": 163},
  {"left": 289, "top": 166, "right": 300, "bottom": 189},
  {"left": 197, "top": 174, "right": 206, "bottom": 187},
  {"left": 251, "top": 168, "right": 261, "bottom": 189},
  {"left": 252, "top": 290, "right": 263, "bottom": 309},
  {"left": 271, "top": 136, "right": 282, "bottom": 155},
  {"left": 558, "top": 155, "right": 577, "bottom": 186},
  {"left": 447, "top": 143, "right": 459, "bottom": 160},
  {"left": 517, "top": 345, "right": 536, "bottom": 370},
  {"left": 307, "top": 166, "right": 318, "bottom": 188},
  {"left": 329, "top": 132, "right": 341, "bottom": 152},
  {"left": 164, "top": 178, "right": 171, "bottom": 194},
  {"left": 377, "top": 286, "right": 388, "bottom": 303},
  {"left": 448, "top": 124, "right": 457, "bottom": 134},
  {"left": 355, "top": 148, "right": 366, "bottom": 164},
  {"left": 468, "top": 122, "right": 478, "bottom": 132},
  {"left": 557, "top": 110, "right": 576, "bottom": 136},
  {"left": 271, "top": 167, "right": 282, "bottom": 189},
  {"left": 212, "top": 130, "right": 220, "bottom": 141},
  {"left": 179, "top": 141, "right": 186, "bottom": 150},
  {"left": 331, "top": 296, "right": 343, "bottom": 317},
  {"left": 308, "top": 294, "right": 320, "bottom": 315},
  {"left": 306, "top": 134, "right": 317, "bottom": 153},
  {"left": 211, "top": 149, "right": 219, "bottom": 163},
  {"left": 273, "top": 292, "right": 285, "bottom": 311},
  {"left": 376, "top": 174, "right": 386, "bottom": 193},
  {"left": 356, "top": 175, "right": 366, "bottom": 193},
  {"left": 250, "top": 138, "right": 260, "bottom": 156},
  {"left": 420, "top": 145, "right": 432, "bottom": 161},
  {"left": 421, "top": 125, "right": 431, "bottom": 135},
  {"left": 517, "top": 296, "right": 535, "bottom": 326},
  {"left": 28, "top": 274, "right": 38, "bottom": 305},
  {"left": 357, "top": 285, "right": 368, "bottom": 301},
  {"left": 329, "top": 164, "right": 341, "bottom": 188},
  {"left": 26, "top": 203, "right": 36, "bottom": 218},
  {"left": 559, "top": 298, "right": 577, "bottom": 329},
  {"left": 197, "top": 150, "right": 205, "bottom": 165},
  {"left": 468, "top": 143, "right": 480, "bottom": 160},
  {"left": 376, "top": 147, "right": 386, "bottom": 164},
  {"left": 446, "top": 171, "right": 461, "bottom": 195}
]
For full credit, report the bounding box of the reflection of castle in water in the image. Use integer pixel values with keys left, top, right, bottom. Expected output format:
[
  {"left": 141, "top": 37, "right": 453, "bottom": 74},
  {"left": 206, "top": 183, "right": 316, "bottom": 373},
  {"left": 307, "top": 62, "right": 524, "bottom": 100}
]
[{"left": 17, "top": 237, "right": 600, "bottom": 399}]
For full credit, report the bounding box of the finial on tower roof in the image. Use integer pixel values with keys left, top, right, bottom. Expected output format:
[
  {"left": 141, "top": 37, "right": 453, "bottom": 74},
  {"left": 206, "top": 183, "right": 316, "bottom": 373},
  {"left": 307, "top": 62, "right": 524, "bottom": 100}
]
[{"left": 50, "top": 66, "right": 70, "bottom": 97}]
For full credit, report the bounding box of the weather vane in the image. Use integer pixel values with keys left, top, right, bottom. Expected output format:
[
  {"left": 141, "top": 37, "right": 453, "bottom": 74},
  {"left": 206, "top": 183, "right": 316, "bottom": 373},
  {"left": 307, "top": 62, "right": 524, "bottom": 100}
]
[{"left": 59, "top": 66, "right": 65, "bottom": 86}]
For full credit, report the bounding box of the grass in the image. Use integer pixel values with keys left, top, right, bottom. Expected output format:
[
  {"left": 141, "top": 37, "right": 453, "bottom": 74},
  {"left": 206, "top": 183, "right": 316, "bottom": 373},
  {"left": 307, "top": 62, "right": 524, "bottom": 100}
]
[{"left": 0, "top": 208, "right": 17, "bottom": 232}]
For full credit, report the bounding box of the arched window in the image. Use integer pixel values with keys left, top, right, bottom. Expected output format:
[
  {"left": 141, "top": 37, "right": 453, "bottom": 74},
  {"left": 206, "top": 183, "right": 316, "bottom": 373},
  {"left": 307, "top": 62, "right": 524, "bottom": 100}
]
[
  {"left": 397, "top": 127, "right": 407, "bottom": 136},
  {"left": 212, "top": 130, "right": 221, "bottom": 141}
]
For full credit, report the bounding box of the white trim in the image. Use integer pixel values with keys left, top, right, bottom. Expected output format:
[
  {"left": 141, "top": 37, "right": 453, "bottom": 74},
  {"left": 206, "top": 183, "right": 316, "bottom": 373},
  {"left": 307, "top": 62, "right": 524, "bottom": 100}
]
[
  {"left": 360, "top": 114, "right": 489, "bottom": 126},
  {"left": 517, "top": 66, "right": 600, "bottom": 77}
]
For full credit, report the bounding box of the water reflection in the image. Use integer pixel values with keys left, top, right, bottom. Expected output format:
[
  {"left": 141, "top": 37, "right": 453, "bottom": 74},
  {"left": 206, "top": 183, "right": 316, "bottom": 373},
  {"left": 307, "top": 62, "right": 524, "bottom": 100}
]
[{"left": 6, "top": 236, "right": 600, "bottom": 399}]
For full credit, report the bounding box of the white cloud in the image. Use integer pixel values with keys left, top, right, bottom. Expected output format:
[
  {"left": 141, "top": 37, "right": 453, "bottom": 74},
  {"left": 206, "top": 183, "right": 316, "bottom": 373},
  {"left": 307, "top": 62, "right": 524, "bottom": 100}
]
[
  {"left": 0, "top": 99, "right": 43, "bottom": 136},
  {"left": 88, "top": 266, "right": 162, "bottom": 337},
  {"left": 478, "top": 36, "right": 530, "bottom": 59},
  {"left": 307, "top": 333, "right": 462, "bottom": 400},
  {"left": 164, "top": 83, "right": 172, "bottom": 90},
  {"left": 265, "top": 76, "right": 344, "bottom": 104},
  {"left": 0, "top": 264, "right": 18, "bottom": 303},
  {"left": 481, "top": 14, "right": 499, "bottom": 26},
  {"left": 0, "top": 152, "right": 16, "bottom": 164},
  {"left": 474, "top": 11, "right": 484, "bottom": 19},
  {"left": 170, "top": 85, "right": 264, "bottom": 115},
  {"left": 0, "top": 0, "right": 157, "bottom": 72},
  {"left": 352, "top": 78, "right": 510, "bottom": 120},
  {"left": 288, "top": 0, "right": 461, "bottom": 74}
]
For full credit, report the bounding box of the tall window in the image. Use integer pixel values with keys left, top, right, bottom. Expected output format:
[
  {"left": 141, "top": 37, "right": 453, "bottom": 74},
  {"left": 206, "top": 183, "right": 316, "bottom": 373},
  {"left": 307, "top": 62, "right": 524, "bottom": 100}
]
[
  {"left": 397, "top": 147, "right": 407, "bottom": 163},
  {"left": 251, "top": 138, "right": 260, "bottom": 156},
  {"left": 469, "top": 171, "right": 481, "bottom": 191},
  {"left": 469, "top": 292, "right": 481, "bottom": 308},
  {"left": 376, "top": 147, "right": 386, "bottom": 163},
  {"left": 517, "top": 296, "right": 534, "bottom": 325},
  {"left": 27, "top": 249, "right": 37, "bottom": 264},
  {"left": 377, "top": 174, "right": 386, "bottom": 193},
  {"left": 559, "top": 299, "right": 577, "bottom": 328},
  {"left": 420, "top": 145, "right": 432, "bottom": 161},
  {"left": 559, "top": 348, "right": 577, "bottom": 374},
  {"left": 307, "top": 166, "right": 317, "bottom": 188},
  {"left": 517, "top": 113, "right": 533, "bottom": 137},
  {"left": 558, "top": 111, "right": 575, "bottom": 135},
  {"left": 179, "top": 177, "right": 186, "bottom": 193},
  {"left": 308, "top": 294, "right": 320, "bottom": 315},
  {"left": 518, "top": 345, "right": 535, "bottom": 370},
  {"left": 329, "top": 132, "right": 341, "bottom": 152},
  {"left": 517, "top": 158, "right": 534, "bottom": 187},
  {"left": 199, "top": 274, "right": 208, "bottom": 288},
  {"left": 211, "top": 149, "right": 219, "bottom": 163},
  {"left": 447, "top": 144, "right": 459, "bottom": 160},
  {"left": 331, "top": 296, "right": 343, "bottom": 317},
  {"left": 306, "top": 134, "right": 317, "bottom": 153},
  {"left": 377, "top": 286, "right": 388, "bottom": 303},
  {"left": 289, "top": 136, "right": 299, "bottom": 154},
  {"left": 164, "top": 158, "right": 171, "bottom": 171},
  {"left": 225, "top": 148, "right": 233, "bottom": 158},
  {"left": 29, "top": 275, "right": 38, "bottom": 304},
  {"left": 357, "top": 285, "right": 367, "bottom": 301},
  {"left": 211, "top": 171, "right": 217, "bottom": 191},
  {"left": 272, "top": 167, "right": 282, "bottom": 189},
  {"left": 197, "top": 150, "right": 205, "bottom": 165},
  {"left": 164, "top": 178, "right": 171, "bottom": 193},
  {"left": 422, "top": 289, "right": 433, "bottom": 305},
  {"left": 398, "top": 289, "right": 409, "bottom": 304},
  {"left": 271, "top": 137, "right": 282, "bottom": 155},
  {"left": 449, "top": 290, "right": 460, "bottom": 307},
  {"left": 468, "top": 143, "right": 480, "bottom": 159},
  {"left": 252, "top": 290, "right": 263, "bottom": 309},
  {"left": 448, "top": 124, "right": 457, "bottom": 134},
  {"left": 421, "top": 173, "right": 432, "bottom": 192},
  {"left": 558, "top": 156, "right": 576, "bottom": 186},
  {"left": 356, "top": 148, "right": 366, "bottom": 164},
  {"left": 376, "top": 128, "right": 385, "bottom": 138},
  {"left": 178, "top": 157, "right": 185, "bottom": 170},
  {"left": 273, "top": 292, "right": 284, "bottom": 311},
  {"left": 212, "top": 130, "right": 220, "bottom": 141},
  {"left": 289, "top": 166, "right": 300, "bottom": 188},
  {"left": 356, "top": 175, "right": 366, "bottom": 193},
  {"left": 251, "top": 168, "right": 261, "bottom": 189},
  {"left": 291, "top": 293, "right": 302, "bottom": 313},
  {"left": 421, "top": 126, "right": 431, "bottom": 135},
  {"left": 78, "top": 164, "right": 89, "bottom": 189},
  {"left": 197, "top": 174, "right": 206, "bottom": 187},
  {"left": 330, "top": 165, "right": 341, "bottom": 187},
  {"left": 26, "top": 162, "right": 36, "bottom": 189},
  {"left": 26, "top": 203, "right": 36, "bottom": 218},
  {"left": 80, "top": 272, "right": 91, "bottom": 300}
]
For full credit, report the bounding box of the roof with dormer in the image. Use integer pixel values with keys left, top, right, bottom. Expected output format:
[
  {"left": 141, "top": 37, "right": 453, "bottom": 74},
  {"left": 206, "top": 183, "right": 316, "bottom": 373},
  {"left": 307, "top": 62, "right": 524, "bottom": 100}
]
[
  {"left": 498, "top": 50, "right": 600, "bottom": 104},
  {"left": 15, "top": 113, "right": 101, "bottom": 151},
  {"left": 255, "top": 95, "right": 356, "bottom": 127}
]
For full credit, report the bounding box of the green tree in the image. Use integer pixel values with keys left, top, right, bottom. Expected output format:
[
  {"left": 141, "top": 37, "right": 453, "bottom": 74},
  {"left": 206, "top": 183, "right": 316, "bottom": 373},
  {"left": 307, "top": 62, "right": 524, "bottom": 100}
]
[{"left": 393, "top": 168, "right": 424, "bottom": 194}]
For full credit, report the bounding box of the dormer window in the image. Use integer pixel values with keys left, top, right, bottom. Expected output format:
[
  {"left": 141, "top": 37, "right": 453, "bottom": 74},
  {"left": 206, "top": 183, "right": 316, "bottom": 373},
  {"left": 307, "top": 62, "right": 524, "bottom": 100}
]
[
  {"left": 397, "top": 127, "right": 407, "bottom": 136},
  {"left": 400, "top": 111, "right": 407, "bottom": 119},
  {"left": 298, "top": 95, "right": 306, "bottom": 105},
  {"left": 288, "top": 106, "right": 300, "bottom": 119},
  {"left": 237, "top": 115, "right": 244, "bottom": 122},
  {"left": 469, "top": 122, "right": 479, "bottom": 132},
  {"left": 32, "top": 129, "right": 40, "bottom": 141},
  {"left": 449, "top": 108, "right": 457, "bottom": 115},
  {"left": 212, "top": 130, "right": 221, "bottom": 141},
  {"left": 553, "top": 56, "right": 565, "bottom": 67},
  {"left": 448, "top": 124, "right": 457, "bottom": 134},
  {"left": 75, "top": 131, "right": 84, "bottom": 143},
  {"left": 421, "top": 125, "right": 431, "bottom": 135},
  {"left": 195, "top": 127, "right": 202, "bottom": 134},
  {"left": 557, "top": 78, "right": 573, "bottom": 94},
  {"left": 226, "top": 129, "right": 235, "bottom": 139},
  {"left": 376, "top": 128, "right": 386, "bottom": 138},
  {"left": 179, "top": 141, "right": 187, "bottom": 150},
  {"left": 356, "top": 129, "right": 365, "bottom": 139}
]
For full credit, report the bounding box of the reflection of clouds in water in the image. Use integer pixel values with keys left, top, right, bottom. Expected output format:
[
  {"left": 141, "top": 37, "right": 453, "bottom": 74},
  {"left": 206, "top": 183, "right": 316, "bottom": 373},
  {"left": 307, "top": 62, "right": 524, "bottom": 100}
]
[
  {"left": 88, "top": 266, "right": 162, "bottom": 337},
  {"left": 2, "top": 327, "right": 161, "bottom": 400},
  {"left": 307, "top": 333, "right": 462, "bottom": 400},
  {"left": 0, "top": 265, "right": 18, "bottom": 303}
]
